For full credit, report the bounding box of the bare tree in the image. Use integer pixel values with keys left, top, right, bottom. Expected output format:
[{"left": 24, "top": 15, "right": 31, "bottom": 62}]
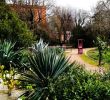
[
  {"left": 92, "top": 0, "right": 110, "bottom": 38},
  {"left": 72, "top": 9, "right": 90, "bottom": 40},
  {"left": 73, "top": 10, "right": 90, "bottom": 28},
  {"left": 49, "top": 7, "right": 74, "bottom": 43}
]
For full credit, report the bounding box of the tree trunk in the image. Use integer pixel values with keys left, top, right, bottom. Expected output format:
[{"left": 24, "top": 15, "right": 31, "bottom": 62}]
[{"left": 99, "top": 50, "right": 102, "bottom": 66}]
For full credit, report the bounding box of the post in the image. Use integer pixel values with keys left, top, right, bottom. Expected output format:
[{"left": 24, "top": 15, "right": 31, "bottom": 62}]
[{"left": 78, "top": 39, "right": 83, "bottom": 54}]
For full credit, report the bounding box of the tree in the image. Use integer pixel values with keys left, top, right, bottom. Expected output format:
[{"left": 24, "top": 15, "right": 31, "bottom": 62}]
[
  {"left": 1, "top": 0, "right": 5, "bottom": 3},
  {"left": 92, "top": 0, "right": 110, "bottom": 42},
  {"left": 8, "top": 0, "right": 55, "bottom": 13},
  {"left": 94, "top": 35, "right": 107, "bottom": 66},
  {"left": 89, "top": 0, "right": 110, "bottom": 65},
  {"left": 50, "top": 7, "right": 74, "bottom": 44},
  {"left": 72, "top": 10, "right": 91, "bottom": 47},
  {"left": 73, "top": 10, "right": 89, "bottom": 28},
  {"left": 0, "top": 3, "right": 35, "bottom": 48}
]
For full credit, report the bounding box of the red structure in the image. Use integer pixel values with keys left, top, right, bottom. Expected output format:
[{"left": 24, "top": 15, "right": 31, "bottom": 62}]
[
  {"left": 10, "top": 4, "right": 46, "bottom": 26},
  {"left": 78, "top": 39, "right": 83, "bottom": 54}
]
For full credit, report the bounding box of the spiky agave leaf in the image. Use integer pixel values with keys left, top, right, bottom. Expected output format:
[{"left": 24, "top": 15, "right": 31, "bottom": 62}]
[
  {"left": 30, "top": 39, "right": 48, "bottom": 53},
  {"left": 21, "top": 48, "right": 73, "bottom": 99},
  {"left": 0, "top": 41, "right": 21, "bottom": 70}
]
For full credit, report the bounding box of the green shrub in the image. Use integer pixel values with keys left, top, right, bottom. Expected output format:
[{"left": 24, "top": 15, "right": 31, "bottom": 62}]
[
  {"left": 54, "top": 65, "right": 110, "bottom": 100},
  {"left": 31, "top": 39, "right": 48, "bottom": 52},
  {"left": 0, "top": 3, "right": 35, "bottom": 48},
  {"left": 18, "top": 40, "right": 110, "bottom": 100},
  {"left": 0, "top": 41, "right": 21, "bottom": 70},
  {"left": 20, "top": 46, "right": 73, "bottom": 100}
]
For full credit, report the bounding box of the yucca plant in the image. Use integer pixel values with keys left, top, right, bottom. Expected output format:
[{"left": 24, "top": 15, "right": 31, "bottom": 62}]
[
  {"left": 29, "top": 39, "right": 64, "bottom": 55},
  {"left": 30, "top": 39, "right": 48, "bottom": 53},
  {"left": 49, "top": 47, "right": 64, "bottom": 55},
  {"left": 0, "top": 41, "right": 20, "bottom": 70},
  {"left": 20, "top": 48, "right": 73, "bottom": 100}
]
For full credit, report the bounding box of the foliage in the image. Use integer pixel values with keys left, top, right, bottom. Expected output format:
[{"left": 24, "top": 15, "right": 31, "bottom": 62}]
[
  {"left": 19, "top": 50, "right": 28, "bottom": 63},
  {"left": 50, "top": 7, "right": 74, "bottom": 44},
  {"left": 72, "top": 25, "right": 95, "bottom": 48},
  {"left": 31, "top": 39, "right": 48, "bottom": 52},
  {"left": 17, "top": 40, "right": 110, "bottom": 100},
  {"left": 54, "top": 65, "right": 110, "bottom": 100},
  {"left": 87, "top": 48, "right": 110, "bottom": 65},
  {"left": 80, "top": 53, "right": 97, "bottom": 66},
  {"left": 20, "top": 47, "right": 73, "bottom": 100},
  {"left": 0, "top": 3, "right": 35, "bottom": 48},
  {"left": 94, "top": 35, "right": 107, "bottom": 65},
  {"left": 0, "top": 65, "right": 17, "bottom": 96},
  {"left": 0, "top": 41, "right": 21, "bottom": 70},
  {"left": 30, "top": 39, "right": 64, "bottom": 54},
  {"left": 20, "top": 62, "right": 110, "bottom": 100},
  {"left": 49, "top": 47, "right": 64, "bottom": 55},
  {"left": 1, "top": 0, "right": 5, "bottom": 3},
  {"left": 35, "top": 27, "right": 49, "bottom": 42},
  {"left": 92, "top": 0, "right": 110, "bottom": 38}
]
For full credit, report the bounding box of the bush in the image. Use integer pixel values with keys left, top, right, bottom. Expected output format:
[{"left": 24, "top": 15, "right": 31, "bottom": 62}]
[
  {"left": 18, "top": 40, "right": 110, "bottom": 100},
  {"left": 0, "top": 41, "right": 21, "bottom": 70},
  {"left": 54, "top": 65, "right": 110, "bottom": 100},
  {"left": 0, "top": 3, "right": 35, "bottom": 48},
  {"left": 20, "top": 42, "right": 72, "bottom": 99}
]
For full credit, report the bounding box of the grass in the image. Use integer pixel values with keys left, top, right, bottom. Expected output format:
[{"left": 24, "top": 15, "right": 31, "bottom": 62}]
[
  {"left": 80, "top": 48, "right": 110, "bottom": 69},
  {"left": 80, "top": 53, "right": 98, "bottom": 66}
]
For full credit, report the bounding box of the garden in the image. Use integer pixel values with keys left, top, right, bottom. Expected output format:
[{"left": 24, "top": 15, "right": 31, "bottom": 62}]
[
  {"left": 86, "top": 48, "right": 110, "bottom": 67},
  {"left": 1, "top": 0, "right": 110, "bottom": 100},
  {"left": 1, "top": 40, "right": 110, "bottom": 100}
]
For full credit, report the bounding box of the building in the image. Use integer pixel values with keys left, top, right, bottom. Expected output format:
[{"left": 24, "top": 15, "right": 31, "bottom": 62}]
[
  {"left": 6, "top": 0, "right": 46, "bottom": 26},
  {"left": 6, "top": 0, "right": 43, "bottom": 5},
  {"left": 10, "top": 4, "right": 46, "bottom": 26}
]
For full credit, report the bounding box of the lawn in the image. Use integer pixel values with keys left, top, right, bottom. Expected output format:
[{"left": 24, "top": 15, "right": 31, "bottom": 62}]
[
  {"left": 81, "top": 48, "right": 110, "bottom": 69},
  {"left": 80, "top": 53, "right": 98, "bottom": 66}
]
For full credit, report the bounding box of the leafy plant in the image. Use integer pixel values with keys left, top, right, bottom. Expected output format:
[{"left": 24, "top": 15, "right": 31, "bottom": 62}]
[
  {"left": 20, "top": 47, "right": 73, "bottom": 100},
  {"left": 0, "top": 3, "right": 35, "bottom": 48},
  {"left": 30, "top": 39, "right": 48, "bottom": 53},
  {"left": 54, "top": 65, "right": 110, "bottom": 100},
  {"left": 49, "top": 47, "right": 64, "bottom": 55},
  {"left": 0, "top": 41, "right": 21, "bottom": 70},
  {"left": 0, "top": 65, "right": 17, "bottom": 96},
  {"left": 30, "top": 39, "right": 64, "bottom": 55},
  {"left": 94, "top": 35, "right": 107, "bottom": 65}
]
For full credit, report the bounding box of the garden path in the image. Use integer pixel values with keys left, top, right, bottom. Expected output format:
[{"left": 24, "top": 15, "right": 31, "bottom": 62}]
[{"left": 66, "top": 48, "right": 104, "bottom": 73}]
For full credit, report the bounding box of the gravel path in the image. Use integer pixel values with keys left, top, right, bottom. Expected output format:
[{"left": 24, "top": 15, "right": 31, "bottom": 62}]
[{"left": 66, "top": 48, "right": 104, "bottom": 73}]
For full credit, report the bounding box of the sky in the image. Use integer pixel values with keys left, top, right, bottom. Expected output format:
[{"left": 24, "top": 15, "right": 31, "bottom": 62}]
[{"left": 56, "top": 0, "right": 100, "bottom": 11}]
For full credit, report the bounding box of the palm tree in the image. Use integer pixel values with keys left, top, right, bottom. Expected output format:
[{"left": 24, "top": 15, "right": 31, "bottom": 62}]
[{"left": 20, "top": 47, "right": 73, "bottom": 100}]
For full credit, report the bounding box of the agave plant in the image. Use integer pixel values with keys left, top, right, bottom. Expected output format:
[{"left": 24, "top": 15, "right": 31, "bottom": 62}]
[
  {"left": 20, "top": 48, "right": 73, "bottom": 100},
  {"left": 49, "top": 47, "right": 64, "bottom": 55},
  {"left": 30, "top": 39, "right": 48, "bottom": 53},
  {"left": 0, "top": 41, "right": 20, "bottom": 70}
]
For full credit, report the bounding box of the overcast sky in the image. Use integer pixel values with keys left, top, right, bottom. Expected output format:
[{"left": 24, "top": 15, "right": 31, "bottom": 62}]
[{"left": 56, "top": 0, "right": 100, "bottom": 11}]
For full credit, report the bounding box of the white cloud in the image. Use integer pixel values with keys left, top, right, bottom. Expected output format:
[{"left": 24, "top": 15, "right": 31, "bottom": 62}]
[{"left": 56, "top": 0, "right": 100, "bottom": 11}]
